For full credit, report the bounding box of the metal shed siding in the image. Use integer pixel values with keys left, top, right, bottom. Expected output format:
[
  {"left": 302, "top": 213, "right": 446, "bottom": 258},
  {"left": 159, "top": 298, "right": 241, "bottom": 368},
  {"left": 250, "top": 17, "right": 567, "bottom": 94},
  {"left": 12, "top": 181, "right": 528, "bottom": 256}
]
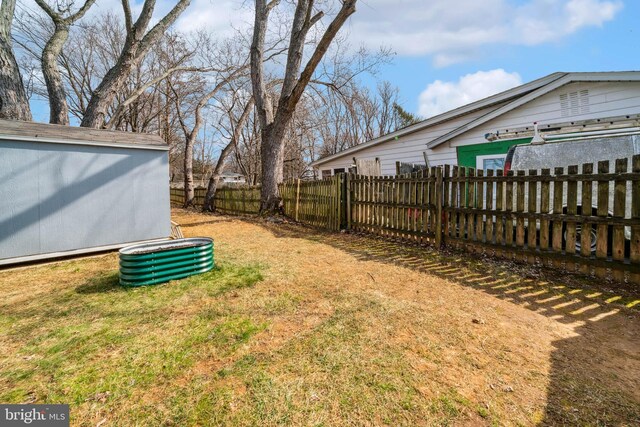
[{"left": 0, "top": 139, "right": 170, "bottom": 262}]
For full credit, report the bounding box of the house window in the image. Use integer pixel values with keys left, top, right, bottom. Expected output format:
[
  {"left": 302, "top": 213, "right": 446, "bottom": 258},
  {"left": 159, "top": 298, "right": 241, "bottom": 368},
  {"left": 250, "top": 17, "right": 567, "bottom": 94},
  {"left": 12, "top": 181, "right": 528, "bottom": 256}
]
[
  {"left": 321, "top": 169, "right": 332, "bottom": 179},
  {"left": 476, "top": 154, "right": 506, "bottom": 171},
  {"left": 333, "top": 168, "right": 345, "bottom": 174}
]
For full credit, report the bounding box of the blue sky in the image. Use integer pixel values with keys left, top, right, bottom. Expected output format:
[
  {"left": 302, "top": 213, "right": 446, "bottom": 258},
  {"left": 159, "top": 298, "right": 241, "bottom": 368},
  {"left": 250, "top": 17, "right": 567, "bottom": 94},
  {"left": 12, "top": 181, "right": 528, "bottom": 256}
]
[
  {"left": 346, "top": 0, "right": 637, "bottom": 117},
  {"left": 26, "top": 0, "right": 638, "bottom": 122},
  {"left": 375, "top": 0, "right": 637, "bottom": 117}
]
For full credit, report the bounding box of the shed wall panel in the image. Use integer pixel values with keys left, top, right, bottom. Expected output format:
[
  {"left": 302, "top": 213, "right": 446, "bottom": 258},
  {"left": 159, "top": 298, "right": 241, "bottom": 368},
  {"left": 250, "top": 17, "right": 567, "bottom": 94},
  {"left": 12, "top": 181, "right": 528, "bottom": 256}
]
[{"left": 0, "top": 140, "right": 170, "bottom": 262}]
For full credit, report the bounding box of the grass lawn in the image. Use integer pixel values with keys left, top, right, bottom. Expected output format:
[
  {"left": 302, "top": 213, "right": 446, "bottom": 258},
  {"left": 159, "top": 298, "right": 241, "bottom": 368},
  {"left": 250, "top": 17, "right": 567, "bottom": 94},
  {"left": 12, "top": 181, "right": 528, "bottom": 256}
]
[{"left": 1, "top": 209, "right": 639, "bottom": 426}]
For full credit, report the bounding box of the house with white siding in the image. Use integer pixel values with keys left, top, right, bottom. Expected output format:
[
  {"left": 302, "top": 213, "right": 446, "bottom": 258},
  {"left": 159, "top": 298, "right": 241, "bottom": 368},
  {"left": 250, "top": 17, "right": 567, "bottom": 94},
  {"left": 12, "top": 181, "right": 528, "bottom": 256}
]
[{"left": 310, "top": 71, "right": 640, "bottom": 176}]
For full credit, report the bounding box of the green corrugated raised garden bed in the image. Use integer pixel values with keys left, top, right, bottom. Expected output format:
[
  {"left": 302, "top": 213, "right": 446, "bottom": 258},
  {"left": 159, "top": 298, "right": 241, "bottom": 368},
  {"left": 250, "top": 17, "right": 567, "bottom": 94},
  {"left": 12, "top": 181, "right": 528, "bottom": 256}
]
[{"left": 119, "top": 238, "right": 214, "bottom": 286}]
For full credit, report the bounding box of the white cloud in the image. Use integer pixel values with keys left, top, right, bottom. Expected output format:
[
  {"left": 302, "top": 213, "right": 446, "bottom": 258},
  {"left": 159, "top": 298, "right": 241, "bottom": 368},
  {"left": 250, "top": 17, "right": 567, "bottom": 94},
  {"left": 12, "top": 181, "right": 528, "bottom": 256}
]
[
  {"left": 175, "top": 0, "right": 253, "bottom": 37},
  {"left": 27, "top": 0, "right": 620, "bottom": 69},
  {"left": 349, "top": 0, "right": 623, "bottom": 66},
  {"left": 47, "top": 0, "right": 253, "bottom": 39},
  {"left": 418, "top": 69, "right": 522, "bottom": 117}
]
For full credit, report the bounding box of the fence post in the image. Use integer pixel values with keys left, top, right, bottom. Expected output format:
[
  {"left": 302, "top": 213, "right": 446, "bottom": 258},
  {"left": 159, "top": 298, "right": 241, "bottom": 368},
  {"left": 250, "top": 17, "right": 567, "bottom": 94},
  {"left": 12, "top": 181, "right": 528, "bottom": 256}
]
[
  {"left": 346, "top": 173, "right": 352, "bottom": 230},
  {"left": 336, "top": 174, "right": 343, "bottom": 231},
  {"left": 631, "top": 155, "right": 640, "bottom": 284},
  {"left": 295, "top": 179, "right": 301, "bottom": 222},
  {"left": 435, "top": 166, "right": 443, "bottom": 248}
]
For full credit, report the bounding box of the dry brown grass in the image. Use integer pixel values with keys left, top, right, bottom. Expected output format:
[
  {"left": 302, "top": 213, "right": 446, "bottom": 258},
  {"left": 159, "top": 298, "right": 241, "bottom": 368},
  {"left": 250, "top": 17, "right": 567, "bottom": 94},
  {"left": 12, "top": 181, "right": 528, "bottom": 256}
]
[{"left": 1, "top": 208, "right": 638, "bottom": 426}]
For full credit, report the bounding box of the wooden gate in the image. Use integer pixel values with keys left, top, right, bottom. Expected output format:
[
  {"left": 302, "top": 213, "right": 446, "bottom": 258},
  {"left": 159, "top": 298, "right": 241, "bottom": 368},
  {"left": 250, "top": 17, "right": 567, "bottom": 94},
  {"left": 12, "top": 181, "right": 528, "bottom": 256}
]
[{"left": 280, "top": 175, "right": 345, "bottom": 231}]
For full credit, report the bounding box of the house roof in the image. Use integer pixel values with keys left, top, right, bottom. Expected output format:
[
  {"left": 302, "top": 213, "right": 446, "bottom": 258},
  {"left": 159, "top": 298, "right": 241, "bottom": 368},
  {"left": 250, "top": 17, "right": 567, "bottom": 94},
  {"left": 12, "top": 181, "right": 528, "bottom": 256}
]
[
  {"left": 426, "top": 71, "right": 640, "bottom": 149},
  {"left": 311, "top": 71, "right": 640, "bottom": 167},
  {"left": 0, "top": 119, "right": 168, "bottom": 150}
]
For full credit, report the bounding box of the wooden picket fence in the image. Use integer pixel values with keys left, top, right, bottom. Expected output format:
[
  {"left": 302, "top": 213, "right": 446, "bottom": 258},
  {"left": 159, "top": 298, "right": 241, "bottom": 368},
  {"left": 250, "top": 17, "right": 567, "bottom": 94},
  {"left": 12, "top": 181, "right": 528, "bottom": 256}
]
[
  {"left": 170, "top": 187, "right": 207, "bottom": 206},
  {"left": 213, "top": 186, "right": 262, "bottom": 214},
  {"left": 171, "top": 176, "right": 345, "bottom": 231},
  {"left": 280, "top": 175, "right": 345, "bottom": 231},
  {"left": 348, "top": 169, "right": 441, "bottom": 245},
  {"left": 169, "top": 155, "right": 640, "bottom": 283},
  {"left": 441, "top": 157, "right": 640, "bottom": 283}
]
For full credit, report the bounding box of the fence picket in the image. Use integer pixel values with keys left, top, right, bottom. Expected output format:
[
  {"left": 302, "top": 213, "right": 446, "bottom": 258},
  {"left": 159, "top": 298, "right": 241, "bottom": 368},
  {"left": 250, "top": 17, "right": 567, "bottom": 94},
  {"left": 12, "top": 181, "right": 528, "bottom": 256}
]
[
  {"left": 495, "top": 170, "right": 504, "bottom": 245},
  {"left": 476, "top": 169, "right": 485, "bottom": 242},
  {"left": 450, "top": 166, "right": 459, "bottom": 239},
  {"left": 539, "top": 169, "right": 551, "bottom": 251},
  {"left": 516, "top": 170, "right": 525, "bottom": 247},
  {"left": 443, "top": 165, "right": 450, "bottom": 240},
  {"left": 552, "top": 167, "right": 564, "bottom": 254},
  {"left": 596, "top": 161, "right": 610, "bottom": 260},
  {"left": 566, "top": 165, "right": 579, "bottom": 257},
  {"left": 467, "top": 168, "right": 476, "bottom": 241},
  {"left": 505, "top": 170, "right": 514, "bottom": 247},
  {"left": 485, "top": 169, "right": 494, "bottom": 244},
  {"left": 580, "top": 163, "right": 594, "bottom": 261},
  {"left": 527, "top": 170, "right": 537, "bottom": 250},
  {"left": 631, "top": 155, "right": 640, "bottom": 283},
  {"left": 612, "top": 159, "right": 627, "bottom": 261}
]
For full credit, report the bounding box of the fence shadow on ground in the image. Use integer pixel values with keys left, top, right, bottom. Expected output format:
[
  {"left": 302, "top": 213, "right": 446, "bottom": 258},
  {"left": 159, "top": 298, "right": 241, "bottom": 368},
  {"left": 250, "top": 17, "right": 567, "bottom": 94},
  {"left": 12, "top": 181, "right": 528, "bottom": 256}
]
[{"left": 247, "top": 218, "right": 640, "bottom": 425}]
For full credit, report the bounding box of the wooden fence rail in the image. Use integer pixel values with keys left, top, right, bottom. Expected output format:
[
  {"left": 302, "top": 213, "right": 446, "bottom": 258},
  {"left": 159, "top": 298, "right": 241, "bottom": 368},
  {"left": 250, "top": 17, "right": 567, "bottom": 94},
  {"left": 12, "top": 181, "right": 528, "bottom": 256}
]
[{"left": 169, "top": 154, "right": 640, "bottom": 284}]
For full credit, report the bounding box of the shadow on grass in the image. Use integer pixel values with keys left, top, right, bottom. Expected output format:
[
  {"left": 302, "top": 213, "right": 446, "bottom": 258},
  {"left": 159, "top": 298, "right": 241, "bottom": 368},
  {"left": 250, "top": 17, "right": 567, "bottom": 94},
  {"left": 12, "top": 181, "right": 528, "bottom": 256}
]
[
  {"left": 242, "top": 217, "right": 640, "bottom": 425},
  {"left": 75, "top": 272, "right": 124, "bottom": 294},
  {"left": 178, "top": 218, "right": 237, "bottom": 228}
]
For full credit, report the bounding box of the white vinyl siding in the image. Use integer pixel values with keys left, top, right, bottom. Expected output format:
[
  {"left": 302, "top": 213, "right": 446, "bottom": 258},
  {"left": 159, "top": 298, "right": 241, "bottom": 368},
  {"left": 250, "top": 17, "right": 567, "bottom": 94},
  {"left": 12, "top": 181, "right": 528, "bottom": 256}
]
[
  {"left": 316, "top": 103, "right": 505, "bottom": 175},
  {"left": 314, "top": 80, "right": 640, "bottom": 174},
  {"left": 448, "top": 81, "right": 640, "bottom": 150}
]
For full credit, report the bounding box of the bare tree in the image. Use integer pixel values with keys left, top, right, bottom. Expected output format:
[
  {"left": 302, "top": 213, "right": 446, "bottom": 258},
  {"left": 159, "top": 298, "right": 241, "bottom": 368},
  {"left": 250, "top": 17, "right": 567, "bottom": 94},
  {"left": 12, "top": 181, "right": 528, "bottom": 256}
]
[
  {"left": 203, "top": 95, "right": 254, "bottom": 211},
  {"left": 251, "top": 0, "right": 357, "bottom": 212},
  {"left": 35, "top": 0, "right": 96, "bottom": 124},
  {"left": 80, "top": 0, "right": 191, "bottom": 128},
  {"left": 0, "top": 0, "right": 31, "bottom": 120},
  {"left": 172, "top": 63, "right": 249, "bottom": 207}
]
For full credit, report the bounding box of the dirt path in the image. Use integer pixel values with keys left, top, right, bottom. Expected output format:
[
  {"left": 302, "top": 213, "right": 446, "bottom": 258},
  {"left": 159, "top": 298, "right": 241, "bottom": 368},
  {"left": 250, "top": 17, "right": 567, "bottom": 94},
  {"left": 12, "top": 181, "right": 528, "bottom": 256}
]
[{"left": 174, "top": 209, "right": 640, "bottom": 425}]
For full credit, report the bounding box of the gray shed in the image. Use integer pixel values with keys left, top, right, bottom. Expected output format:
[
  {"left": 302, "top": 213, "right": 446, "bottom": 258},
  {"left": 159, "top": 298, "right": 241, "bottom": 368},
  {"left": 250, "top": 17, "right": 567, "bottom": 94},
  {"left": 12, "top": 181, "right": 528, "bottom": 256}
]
[{"left": 0, "top": 120, "right": 171, "bottom": 265}]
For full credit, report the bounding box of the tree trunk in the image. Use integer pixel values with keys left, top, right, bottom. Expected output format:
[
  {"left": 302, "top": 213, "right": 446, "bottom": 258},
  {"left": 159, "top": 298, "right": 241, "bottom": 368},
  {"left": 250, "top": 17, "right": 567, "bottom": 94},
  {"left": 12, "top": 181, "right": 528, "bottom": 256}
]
[
  {"left": 250, "top": 0, "right": 357, "bottom": 214},
  {"left": 35, "top": 0, "right": 96, "bottom": 125},
  {"left": 80, "top": 55, "right": 135, "bottom": 128},
  {"left": 203, "top": 98, "right": 255, "bottom": 212},
  {"left": 203, "top": 140, "right": 235, "bottom": 212},
  {"left": 0, "top": 0, "right": 32, "bottom": 121},
  {"left": 259, "top": 126, "right": 285, "bottom": 212},
  {"left": 183, "top": 135, "right": 195, "bottom": 207},
  {"left": 203, "top": 174, "right": 220, "bottom": 212},
  {"left": 41, "top": 23, "right": 70, "bottom": 125}
]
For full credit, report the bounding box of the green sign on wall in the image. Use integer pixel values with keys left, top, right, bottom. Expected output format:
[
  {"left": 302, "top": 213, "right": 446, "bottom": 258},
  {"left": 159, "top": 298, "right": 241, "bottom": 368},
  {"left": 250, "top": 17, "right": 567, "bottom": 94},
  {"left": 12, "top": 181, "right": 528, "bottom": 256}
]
[{"left": 456, "top": 137, "right": 532, "bottom": 168}]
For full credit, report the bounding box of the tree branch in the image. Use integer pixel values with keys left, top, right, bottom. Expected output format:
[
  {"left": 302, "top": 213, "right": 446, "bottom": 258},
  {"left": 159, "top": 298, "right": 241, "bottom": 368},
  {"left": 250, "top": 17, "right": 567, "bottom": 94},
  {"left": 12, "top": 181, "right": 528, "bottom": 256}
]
[
  {"left": 286, "top": 0, "right": 356, "bottom": 115},
  {"left": 138, "top": 0, "right": 191, "bottom": 59},
  {"left": 121, "top": 0, "right": 133, "bottom": 32},
  {"left": 104, "top": 65, "right": 223, "bottom": 129}
]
